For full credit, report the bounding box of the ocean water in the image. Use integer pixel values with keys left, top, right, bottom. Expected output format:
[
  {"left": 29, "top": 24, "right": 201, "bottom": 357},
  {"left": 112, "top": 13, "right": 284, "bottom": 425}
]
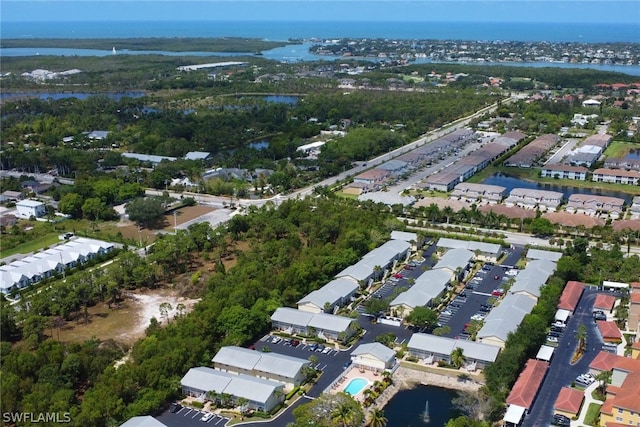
[{"left": 2, "top": 20, "right": 639, "bottom": 43}]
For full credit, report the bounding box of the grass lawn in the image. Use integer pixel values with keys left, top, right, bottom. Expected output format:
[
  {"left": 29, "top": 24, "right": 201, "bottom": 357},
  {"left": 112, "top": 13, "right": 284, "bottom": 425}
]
[
  {"left": 603, "top": 141, "right": 637, "bottom": 158},
  {"left": 584, "top": 402, "right": 601, "bottom": 426},
  {"left": 0, "top": 232, "right": 62, "bottom": 259}
]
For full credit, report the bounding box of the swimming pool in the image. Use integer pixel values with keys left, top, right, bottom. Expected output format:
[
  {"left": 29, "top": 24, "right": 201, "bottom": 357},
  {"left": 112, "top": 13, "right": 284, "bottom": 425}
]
[{"left": 343, "top": 378, "right": 369, "bottom": 396}]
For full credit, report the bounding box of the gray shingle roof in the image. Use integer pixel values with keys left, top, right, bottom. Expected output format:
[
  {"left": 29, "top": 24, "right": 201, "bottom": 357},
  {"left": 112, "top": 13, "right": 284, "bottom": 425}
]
[
  {"left": 477, "top": 294, "right": 536, "bottom": 343},
  {"left": 184, "top": 151, "right": 211, "bottom": 160},
  {"left": 526, "top": 249, "right": 563, "bottom": 262},
  {"left": 307, "top": 312, "right": 354, "bottom": 333},
  {"left": 436, "top": 238, "right": 502, "bottom": 256},
  {"left": 407, "top": 333, "right": 500, "bottom": 363},
  {"left": 212, "top": 346, "right": 310, "bottom": 379},
  {"left": 433, "top": 248, "right": 473, "bottom": 272},
  {"left": 181, "top": 367, "right": 233, "bottom": 394},
  {"left": 271, "top": 307, "right": 314, "bottom": 326},
  {"left": 297, "top": 277, "right": 358, "bottom": 309},
  {"left": 391, "top": 269, "right": 450, "bottom": 309},
  {"left": 181, "top": 367, "right": 282, "bottom": 404},
  {"left": 352, "top": 342, "right": 396, "bottom": 363}
]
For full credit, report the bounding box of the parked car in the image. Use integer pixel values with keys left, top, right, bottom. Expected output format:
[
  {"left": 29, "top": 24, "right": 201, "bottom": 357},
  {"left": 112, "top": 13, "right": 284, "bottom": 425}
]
[
  {"left": 201, "top": 413, "right": 214, "bottom": 422},
  {"left": 393, "top": 273, "right": 403, "bottom": 279},
  {"left": 553, "top": 414, "right": 570, "bottom": 426},
  {"left": 308, "top": 343, "right": 318, "bottom": 351},
  {"left": 272, "top": 336, "right": 282, "bottom": 344},
  {"left": 442, "top": 310, "right": 453, "bottom": 316},
  {"left": 322, "top": 346, "right": 332, "bottom": 354},
  {"left": 315, "top": 344, "right": 325, "bottom": 352},
  {"left": 491, "top": 289, "right": 503, "bottom": 297},
  {"left": 291, "top": 339, "right": 300, "bottom": 347},
  {"left": 494, "top": 275, "right": 501, "bottom": 280},
  {"left": 547, "top": 335, "right": 559, "bottom": 343},
  {"left": 169, "top": 403, "right": 182, "bottom": 413},
  {"left": 403, "top": 265, "right": 414, "bottom": 270},
  {"left": 593, "top": 311, "right": 607, "bottom": 321}
]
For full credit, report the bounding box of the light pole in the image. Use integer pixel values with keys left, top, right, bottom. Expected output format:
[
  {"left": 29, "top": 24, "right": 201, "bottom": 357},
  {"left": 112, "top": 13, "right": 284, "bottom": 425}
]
[
  {"left": 174, "top": 211, "right": 177, "bottom": 233},
  {"left": 138, "top": 224, "right": 143, "bottom": 248}
]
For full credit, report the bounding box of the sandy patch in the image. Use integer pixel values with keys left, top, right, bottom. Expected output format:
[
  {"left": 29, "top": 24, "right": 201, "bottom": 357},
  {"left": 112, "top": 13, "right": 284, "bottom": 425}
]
[
  {"left": 414, "top": 197, "right": 469, "bottom": 211},
  {"left": 125, "top": 290, "right": 200, "bottom": 339}
]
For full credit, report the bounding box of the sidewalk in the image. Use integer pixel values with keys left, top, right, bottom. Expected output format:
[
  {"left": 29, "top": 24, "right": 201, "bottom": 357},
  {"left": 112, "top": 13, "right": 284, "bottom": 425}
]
[{"left": 571, "top": 382, "right": 603, "bottom": 427}]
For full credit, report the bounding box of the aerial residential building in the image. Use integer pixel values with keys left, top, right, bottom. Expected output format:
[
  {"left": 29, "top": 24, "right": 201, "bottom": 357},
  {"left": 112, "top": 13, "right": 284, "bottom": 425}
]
[
  {"left": 450, "top": 183, "right": 506, "bottom": 204},
  {"left": 553, "top": 387, "right": 584, "bottom": 420},
  {"left": 353, "top": 169, "right": 390, "bottom": 190},
  {"left": 592, "top": 168, "right": 640, "bottom": 185},
  {"left": 597, "top": 355, "right": 640, "bottom": 426},
  {"left": 540, "top": 164, "right": 588, "bottom": 181},
  {"left": 297, "top": 277, "right": 359, "bottom": 314},
  {"left": 420, "top": 171, "right": 461, "bottom": 192},
  {"left": 432, "top": 248, "right": 473, "bottom": 282},
  {"left": 270, "top": 307, "right": 358, "bottom": 341},
  {"left": 121, "top": 152, "right": 177, "bottom": 166},
  {"left": 557, "top": 281, "right": 585, "bottom": 313},
  {"left": 436, "top": 237, "right": 502, "bottom": 261},
  {"left": 15, "top": 199, "right": 46, "bottom": 219},
  {"left": 389, "top": 269, "right": 450, "bottom": 317},
  {"left": 119, "top": 416, "right": 168, "bottom": 427},
  {"left": 337, "top": 239, "right": 410, "bottom": 285},
  {"left": 350, "top": 343, "right": 397, "bottom": 372},
  {"left": 505, "top": 188, "right": 564, "bottom": 211},
  {"left": 508, "top": 259, "right": 557, "bottom": 301},
  {"left": 628, "top": 282, "right": 640, "bottom": 332},
  {"left": 504, "top": 134, "right": 559, "bottom": 168},
  {"left": 477, "top": 294, "right": 536, "bottom": 348},
  {"left": 503, "top": 359, "right": 549, "bottom": 426},
  {"left": 211, "top": 346, "right": 311, "bottom": 386},
  {"left": 565, "top": 194, "right": 626, "bottom": 218},
  {"left": 525, "top": 248, "right": 563, "bottom": 262},
  {"left": 180, "top": 367, "right": 284, "bottom": 413},
  {"left": 407, "top": 333, "right": 500, "bottom": 370}
]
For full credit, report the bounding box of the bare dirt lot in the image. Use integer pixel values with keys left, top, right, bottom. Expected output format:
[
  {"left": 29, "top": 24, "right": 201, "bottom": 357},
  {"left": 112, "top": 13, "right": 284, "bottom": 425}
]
[
  {"left": 117, "top": 205, "right": 215, "bottom": 244},
  {"left": 56, "top": 288, "right": 199, "bottom": 346}
]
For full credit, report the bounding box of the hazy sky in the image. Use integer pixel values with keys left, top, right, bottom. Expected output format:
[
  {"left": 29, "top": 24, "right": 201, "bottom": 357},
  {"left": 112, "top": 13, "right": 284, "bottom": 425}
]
[{"left": 2, "top": 0, "right": 639, "bottom": 24}]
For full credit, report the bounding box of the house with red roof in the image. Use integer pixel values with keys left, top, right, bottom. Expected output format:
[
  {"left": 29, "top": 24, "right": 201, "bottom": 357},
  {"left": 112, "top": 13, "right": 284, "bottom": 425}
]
[
  {"left": 600, "top": 369, "right": 640, "bottom": 426},
  {"left": 558, "top": 281, "right": 584, "bottom": 313},
  {"left": 594, "top": 294, "right": 616, "bottom": 313},
  {"left": 506, "top": 359, "right": 549, "bottom": 409},
  {"left": 597, "top": 320, "right": 623, "bottom": 343},
  {"left": 554, "top": 387, "right": 584, "bottom": 418}
]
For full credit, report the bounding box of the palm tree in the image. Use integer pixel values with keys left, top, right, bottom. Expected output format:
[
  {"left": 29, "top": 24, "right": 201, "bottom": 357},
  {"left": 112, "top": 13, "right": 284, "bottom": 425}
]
[
  {"left": 366, "top": 408, "right": 388, "bottom": 427},
  {"left": 451, "top": 347, "right": 466, "bottom": 369},
  {"left": 442, "top": 206, "right": 454, "bottom": 225},
  {"left": 576, "top": 324, "right": 588, "bottom": 354},
  {"left": 332, "top": 401, "right": 353, "bottom": 427}
]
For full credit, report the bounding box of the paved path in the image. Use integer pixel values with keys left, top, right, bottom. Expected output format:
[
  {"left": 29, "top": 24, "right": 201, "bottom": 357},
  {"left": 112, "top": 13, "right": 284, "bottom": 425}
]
[{"left": 572, "top": 381, "right": 604, "bottom": 427}]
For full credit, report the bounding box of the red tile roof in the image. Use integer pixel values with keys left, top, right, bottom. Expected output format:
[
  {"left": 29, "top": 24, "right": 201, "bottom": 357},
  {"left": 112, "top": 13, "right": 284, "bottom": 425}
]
[
  {"left": 554, "top": 387, "right": 584, "bottom": 415},
  {"left": 597, "top": 320, "right": 622, "bottom": 342},
  {"left": 632, "top": 341, "right": 640, "bottom": 350},
  {"left": 558, "top": 281, "right": 584, "bottom": 312},
  {"left": 594, "top": 294, "right": 616, "bottom": 311},
  {"left": 590, "top": 351, "right": 622, "bottom": 371},
  {"left": 506, "top": 359, "right": 549, "bottom": 409},
  {"left": 612, "top": 371, "right": 640, "bottom": 412},
  {"left": 631, "top": 282, "right": 640, "bottom": 290},
  {"left": 631, "top": 293, "right": 640, "bottom": 304}
]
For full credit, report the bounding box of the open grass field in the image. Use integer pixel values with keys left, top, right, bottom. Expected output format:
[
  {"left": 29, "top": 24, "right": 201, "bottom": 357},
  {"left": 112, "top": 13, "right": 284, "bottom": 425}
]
[
  {"left": 584, "top": 402, "right": 601, "bottom": 426},
  {"left": 0, "top": 232, "right": 62, "bottom": 259},
  {"left": 603, "top": 141, "right": 638, "bottom": 158}
]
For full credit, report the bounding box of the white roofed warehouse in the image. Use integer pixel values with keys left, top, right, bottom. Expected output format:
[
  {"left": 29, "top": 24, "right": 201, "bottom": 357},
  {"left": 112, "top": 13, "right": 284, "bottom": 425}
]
[{"left": 180, "top": 367, "right": 284, "bottom": 413}]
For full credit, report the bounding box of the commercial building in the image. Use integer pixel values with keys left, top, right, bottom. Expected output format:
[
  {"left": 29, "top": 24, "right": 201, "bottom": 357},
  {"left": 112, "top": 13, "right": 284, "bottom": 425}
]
[
  {"left": 181, "top": 367, "right": 284, "bottom": 413},
  {"left": 211, "top": 346, "right": 311, "bottom": 387},
  {"left": 15, "top": 199, "right": 46, "bottom": 219}
]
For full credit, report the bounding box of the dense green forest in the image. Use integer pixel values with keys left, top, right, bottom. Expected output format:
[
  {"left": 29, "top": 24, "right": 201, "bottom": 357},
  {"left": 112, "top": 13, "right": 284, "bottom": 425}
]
[{"left": 0, "top": 196, "right": 399, "bottom": 426}]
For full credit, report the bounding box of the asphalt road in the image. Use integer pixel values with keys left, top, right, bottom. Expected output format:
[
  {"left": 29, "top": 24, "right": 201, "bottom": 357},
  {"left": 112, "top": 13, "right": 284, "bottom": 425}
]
[{"left": 521, "top": 287, "right": 604, "bottom": 427}]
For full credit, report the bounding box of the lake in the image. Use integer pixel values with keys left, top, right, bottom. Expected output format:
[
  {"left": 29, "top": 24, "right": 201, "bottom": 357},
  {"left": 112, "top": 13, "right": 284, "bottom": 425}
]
[
  {"left": 383, "top": 385, "right": 459, "bottom": 426},
  {"left": 482, "top": 172, "right": 634, "bottom": 203},
  {"left": 0, "top": 91, "right": 146, "bottom": 101}
]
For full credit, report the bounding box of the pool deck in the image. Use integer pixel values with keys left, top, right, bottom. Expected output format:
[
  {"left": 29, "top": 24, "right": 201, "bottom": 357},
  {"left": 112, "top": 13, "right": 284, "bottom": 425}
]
[{"left": 328, "top": 366, "right": 381, "bottom": 401}]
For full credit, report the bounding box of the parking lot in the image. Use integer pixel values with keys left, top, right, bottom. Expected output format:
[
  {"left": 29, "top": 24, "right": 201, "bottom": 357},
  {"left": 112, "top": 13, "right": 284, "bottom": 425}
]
[
  {"left": 156, "top": 405, "right": 230, "bottom": 427},
  {"left": 436, "top": 246, "right": 524, "bottom": 340}
]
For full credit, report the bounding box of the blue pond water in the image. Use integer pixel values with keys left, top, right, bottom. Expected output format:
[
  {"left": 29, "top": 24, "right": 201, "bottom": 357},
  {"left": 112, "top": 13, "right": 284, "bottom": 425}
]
[
  {"left": 383, "top": 385, "right": 459, "bottom": 426},
  {"left": 0, "top": 91, "right": 146, "bottom": 101},
  {"left": 482, "top": 173, "right": 634, "bottom": 203}
]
